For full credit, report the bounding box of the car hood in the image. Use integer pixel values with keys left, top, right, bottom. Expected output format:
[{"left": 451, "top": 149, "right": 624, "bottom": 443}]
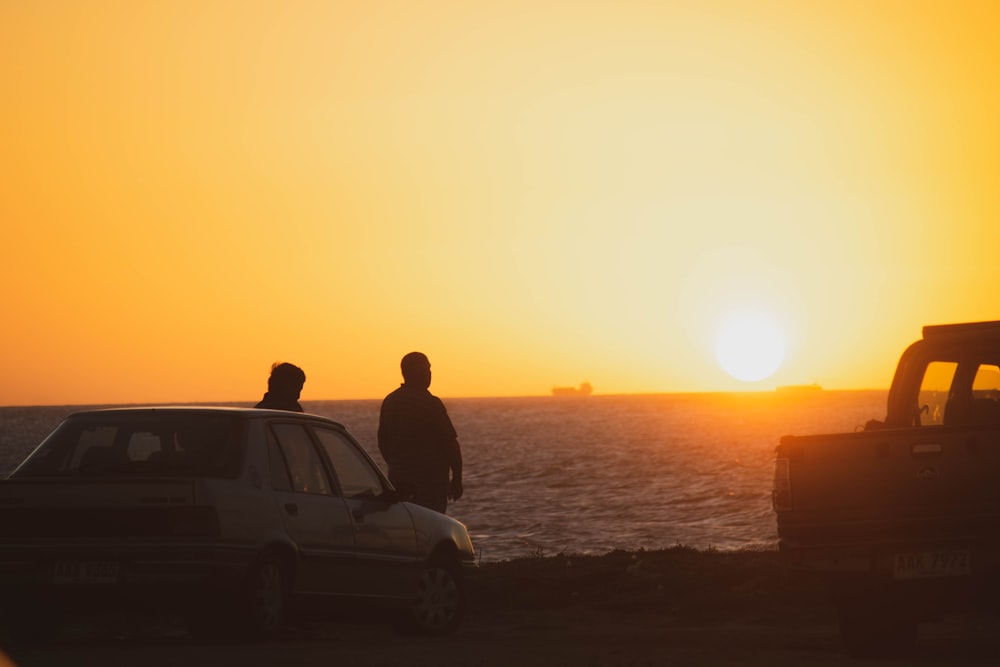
[{"left": 405, "top": 502, "right": 476, "bottom": 564}]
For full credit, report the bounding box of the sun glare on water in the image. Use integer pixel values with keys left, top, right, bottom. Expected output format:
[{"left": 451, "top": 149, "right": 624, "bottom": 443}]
[{"left": 714, "top": 312, "right": 786, "bottom": 383}]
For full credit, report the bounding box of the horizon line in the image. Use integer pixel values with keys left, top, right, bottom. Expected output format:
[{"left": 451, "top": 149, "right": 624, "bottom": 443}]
[{"left": 0, "top": 386, "right": 892, "bottom": 410}]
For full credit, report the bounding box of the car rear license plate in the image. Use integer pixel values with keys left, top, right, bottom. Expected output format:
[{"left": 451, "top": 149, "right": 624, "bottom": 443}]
[
  {"left": 893, "top": 550, "right": 970, "bottom": 579},
  {"left": 53, "top": 561, "right": 120, "bottom": 584}
]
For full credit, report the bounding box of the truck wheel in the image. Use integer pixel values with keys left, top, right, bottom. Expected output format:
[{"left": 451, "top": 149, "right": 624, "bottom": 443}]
[{"left": 837, "top": 596, "right": 917, "bottom": 658}]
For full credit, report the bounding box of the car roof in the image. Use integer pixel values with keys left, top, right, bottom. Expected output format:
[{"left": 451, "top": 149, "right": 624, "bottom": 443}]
[{"left": 62, "top": 406, "right": 348, "bottom": 429}]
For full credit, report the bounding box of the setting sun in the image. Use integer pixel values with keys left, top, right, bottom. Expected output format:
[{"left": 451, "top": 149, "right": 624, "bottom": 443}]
[{"left": 715, "top": 312, "right": 786, "bottom": 382}]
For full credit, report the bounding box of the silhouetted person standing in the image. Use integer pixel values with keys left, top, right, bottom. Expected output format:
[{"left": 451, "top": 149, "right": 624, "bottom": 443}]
[
  {"left": 255, "top": 362, "right": 306, "bottom": 412},
  {"left": 378, "top": 352, "right": 463, "bottom": 514}
]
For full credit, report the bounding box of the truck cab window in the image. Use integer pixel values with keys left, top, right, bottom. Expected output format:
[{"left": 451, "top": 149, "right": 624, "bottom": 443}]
[
  {"left": 968, "top": 364, "right": 1000, "bottom": 424},
  {"left": 972, "top": 364, "right": 1000, "bottom": 397},
  {"left": 918, "top": 361, "right": 957, "bottom": 426},
  {"left": 939, "top": 362, "right": 1000, "bottom": 426}
]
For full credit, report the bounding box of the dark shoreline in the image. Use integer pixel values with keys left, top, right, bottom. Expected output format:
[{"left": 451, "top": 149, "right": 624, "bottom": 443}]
[{"left": 471, "top": 545, "right": 829, "bottom": 622}]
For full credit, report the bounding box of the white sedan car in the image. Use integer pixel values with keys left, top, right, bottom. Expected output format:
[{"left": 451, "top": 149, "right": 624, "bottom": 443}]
[{"left": 0, "top": 407, "right": 476, "bottom": 643}]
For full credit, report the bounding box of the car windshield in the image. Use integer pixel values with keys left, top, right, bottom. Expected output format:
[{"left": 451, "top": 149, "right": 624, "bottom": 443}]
[{"left": 10, "top": 413, "right": 244, "bottom": 479}]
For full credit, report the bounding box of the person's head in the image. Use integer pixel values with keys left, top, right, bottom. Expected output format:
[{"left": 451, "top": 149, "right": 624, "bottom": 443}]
[
  {"left": 400, "top": 352, "right": 431, "bottom": 389},
  {"left": 267, "top": 362, "right": 306, "bottom": 399}
]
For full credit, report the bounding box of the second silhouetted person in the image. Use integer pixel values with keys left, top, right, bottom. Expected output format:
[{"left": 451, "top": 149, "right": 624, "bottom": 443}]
[
  {"left": 255, "top": 362, "right": 306, "bottom": 412},
  {"left": 378, "top": 352, "right": 463, "bottom": 514}
]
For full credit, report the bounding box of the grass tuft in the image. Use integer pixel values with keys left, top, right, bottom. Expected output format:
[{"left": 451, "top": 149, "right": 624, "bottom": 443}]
[{"left": 469, "top": 546, "right": 833, "bottom": 626}]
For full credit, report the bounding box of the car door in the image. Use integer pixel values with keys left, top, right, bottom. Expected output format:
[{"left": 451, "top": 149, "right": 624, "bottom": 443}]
[
  {"left": 267, "top": 422, "right": 356, "bottom": 595},
  {"left": 312, "top": 426, "right": 419, "bottom": 599}
]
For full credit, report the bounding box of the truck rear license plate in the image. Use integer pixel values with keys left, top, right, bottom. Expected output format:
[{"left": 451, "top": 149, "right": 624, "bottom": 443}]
[
  {"left": 53, "top": 561, "right": 119, "bottom": 584},
  {"left": 893, "top": 550, "right": 970, "bottom": 579}
]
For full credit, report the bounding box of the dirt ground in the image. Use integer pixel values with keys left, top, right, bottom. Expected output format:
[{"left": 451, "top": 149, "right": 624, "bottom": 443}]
[
  {"left": 4, "top": 548, "right": 1000, "bottom": 666},
  {"left": 5, "top": 608, "right": 1000, "bottom": 667}
]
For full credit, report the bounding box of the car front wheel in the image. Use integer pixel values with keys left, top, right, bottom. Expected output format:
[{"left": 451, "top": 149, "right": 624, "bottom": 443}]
[{"left": 403, "top": 559, "right": 466, "bottom": 636}]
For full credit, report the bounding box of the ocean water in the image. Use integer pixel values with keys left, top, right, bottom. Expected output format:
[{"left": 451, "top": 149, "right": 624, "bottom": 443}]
[{"left": 0, "top": 391, "right": 887, "bottom": 562}]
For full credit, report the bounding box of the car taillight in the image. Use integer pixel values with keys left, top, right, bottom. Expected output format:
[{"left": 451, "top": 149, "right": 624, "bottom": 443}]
[{"left": 772, "top": 457, "right": 792, "bottom": 511}]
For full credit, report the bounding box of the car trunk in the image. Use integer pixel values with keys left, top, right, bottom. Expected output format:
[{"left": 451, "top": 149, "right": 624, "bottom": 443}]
[{"left": 0, "top": 477, "right": 218, "bottom": 539}]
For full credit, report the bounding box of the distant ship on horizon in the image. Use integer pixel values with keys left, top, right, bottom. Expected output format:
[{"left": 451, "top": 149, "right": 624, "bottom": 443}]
[{"left": 551, "top": 382, "right": 593, "bottom": 397}]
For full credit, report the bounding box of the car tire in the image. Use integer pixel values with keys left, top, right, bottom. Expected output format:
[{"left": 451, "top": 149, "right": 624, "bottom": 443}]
[
  {"left": 240, "top": 553, "right": 288, "bottom": 640},
  {"left": 400, "top": 558, "right": 466, "bottom": 636},
  {"left": 186, "top": 554, "right": 288, "bottom": 642}
]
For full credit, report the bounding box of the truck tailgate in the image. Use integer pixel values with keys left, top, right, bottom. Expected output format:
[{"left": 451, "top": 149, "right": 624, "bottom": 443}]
[{"left": 778, "top": 425, "right": 1000, "bottom": 532}]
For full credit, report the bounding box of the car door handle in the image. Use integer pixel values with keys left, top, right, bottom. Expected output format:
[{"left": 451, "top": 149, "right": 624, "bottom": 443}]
[{"left": 284, "top": 503, "right": 299, "bottom": 516}]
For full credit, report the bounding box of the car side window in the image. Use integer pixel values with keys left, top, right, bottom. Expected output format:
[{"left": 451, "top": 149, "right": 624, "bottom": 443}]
[
  {"left": 313, "top": 428, "right": 385, "bottom": 499},
  {"left": 269, "top": 423, "right": 331, "bottom": 495},
  {"left": 267, "top": 436, "right": 293, "bottom": 491},
  {"left": 126, "top": 431, "right": 161, "bottom": 461},
  {"left": 70, "top": 426, "right": 119, "bottom": 470}
]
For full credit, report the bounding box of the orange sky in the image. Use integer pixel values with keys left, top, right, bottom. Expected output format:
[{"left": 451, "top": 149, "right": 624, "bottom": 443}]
[{"left": 2, "top": 1, "right": 999, "bottom": 406}]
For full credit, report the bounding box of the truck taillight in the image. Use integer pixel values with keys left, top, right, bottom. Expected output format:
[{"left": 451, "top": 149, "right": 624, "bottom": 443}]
[{"left": 772, "top": 457, "right": 791, "bottom": 511}]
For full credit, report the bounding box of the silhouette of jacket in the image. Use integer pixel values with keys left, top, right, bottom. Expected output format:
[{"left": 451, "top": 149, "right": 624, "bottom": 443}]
[
  {"left": 254, "top": 393, "right": 303, "bottom": 412},
  {"left": 378, "top": 383, "right": 462, "bottom": 513}
]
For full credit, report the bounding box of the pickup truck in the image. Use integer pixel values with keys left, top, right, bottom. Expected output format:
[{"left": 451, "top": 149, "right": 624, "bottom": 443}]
[{"left": 773, "top": 320, "right": 1000, "bottom": 655}]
